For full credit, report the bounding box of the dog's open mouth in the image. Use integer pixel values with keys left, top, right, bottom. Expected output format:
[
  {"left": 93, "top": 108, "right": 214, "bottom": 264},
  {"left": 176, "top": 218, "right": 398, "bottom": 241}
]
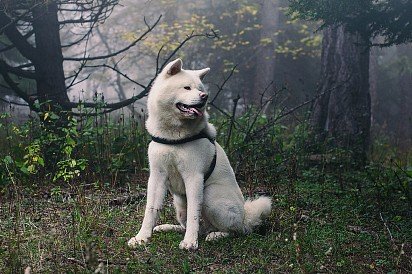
[{"left": 176, "top": 102, "right": 205, "bottom": 117}]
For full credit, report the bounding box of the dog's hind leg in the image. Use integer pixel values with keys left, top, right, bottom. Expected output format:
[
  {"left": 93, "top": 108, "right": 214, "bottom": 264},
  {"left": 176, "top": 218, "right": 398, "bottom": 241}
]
[
  {"left": 173, "top": 194, "right": 187, "bottom": 227},
  {"left": 153, "top": 224, "right": 185, "bottom": 233},
  {"left": 153, "top": 194, "right": 187, "bottom": 233}
]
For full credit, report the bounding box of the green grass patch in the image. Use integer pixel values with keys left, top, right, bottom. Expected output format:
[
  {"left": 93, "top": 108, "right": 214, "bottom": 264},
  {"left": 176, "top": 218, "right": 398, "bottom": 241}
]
[{"left": 1, "top": 168, "right": 411, "bottom": 273}]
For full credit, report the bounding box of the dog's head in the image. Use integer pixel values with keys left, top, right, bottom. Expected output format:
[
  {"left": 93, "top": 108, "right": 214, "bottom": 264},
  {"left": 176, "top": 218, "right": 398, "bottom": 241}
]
[{"left": 148, "top": 59, "right": 210, "bottom": 120}]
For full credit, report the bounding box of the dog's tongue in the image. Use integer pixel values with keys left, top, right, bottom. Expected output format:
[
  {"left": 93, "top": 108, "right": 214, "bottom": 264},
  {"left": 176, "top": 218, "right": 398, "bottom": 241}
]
[{"left": 189, "top": 107, "right": 203, "bottom": 117}]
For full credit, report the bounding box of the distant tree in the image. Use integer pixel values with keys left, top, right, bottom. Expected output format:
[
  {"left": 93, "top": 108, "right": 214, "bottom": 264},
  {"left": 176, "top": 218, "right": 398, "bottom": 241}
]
[
  {"left": 372, "top": 45, "right": 412, "bottom": 153},
  {"left": 289, "top": 0, "right": 412, "bottom": 164},
  {"left": 252, "top": 0, "right": 322, "bottom": 108},
  {"left": 252, "top": 0, "right": 281, "bottom": 104}
]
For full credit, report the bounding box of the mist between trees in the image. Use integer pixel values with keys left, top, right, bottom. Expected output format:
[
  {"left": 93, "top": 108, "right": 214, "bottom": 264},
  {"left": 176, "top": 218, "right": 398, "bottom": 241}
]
[{"left": 0, "top": 0, "right": 411, "bottom": 162}]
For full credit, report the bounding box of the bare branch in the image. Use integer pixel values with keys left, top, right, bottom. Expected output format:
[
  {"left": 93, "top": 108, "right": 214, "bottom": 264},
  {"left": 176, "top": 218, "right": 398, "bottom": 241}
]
[
  {"left": 63, "top": 15, "right": 162, "bottom": 62},
  {"left": 156, "top": 44, "right": 165, "bottom": 73},
  {"left": 242, "top": 82, "right": 279, "bottom": 143},
  {"left": 0, "top": 71, "right": 33, "bottom": 107},
  {"left": 0, "top": 2, "right": 42, "bottom": 33},
  {"left": 246, "top": 80, "right": 349, "bottom": 141},
  {"left": 84, "top": 63, "right": 147, "bottom": 89},
  {"left": 0, "top": 11, "right": 37, "bottom": 62},
  {"left": 0, "top": 96, "right": 29, "bottom": 106},
  {"left": 16, "top": 62, "right": 34, "bottom": 69},
  {"left": 58, "top": 0, "right": 118, "bottom": 25},
  {"left": 0, "top": 60, "right": 37, "bottom": 79},
  {"left": 209, "top": 102, "right": 231, "bottom": 118},
  {"left": 210, "top": 65, "right": 237, "bottom": 104},
  {"left": 67, "top": 72, "right": 91, "bottom": 89},
  {"left": 157, "top": 31, "right": 211, "bottom": 73},
  {"left": 66, "top": 59, "right": 88, "bottom": 89},
  {"left": 67, "top": 29, "right": 218, "bottom": 115},
  {"left": 225, "top": 94, "right": 241, "bottom": 149},
  {"left": 0, "top": 30, "right": 34, "bottom": 53},
  {"left": 68, "top": 87, "right": 149, "bottom": 116}
]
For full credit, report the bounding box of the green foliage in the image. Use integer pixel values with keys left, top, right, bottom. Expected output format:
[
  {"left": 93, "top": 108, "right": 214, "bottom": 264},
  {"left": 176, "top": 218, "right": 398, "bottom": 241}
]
[
  {"left": 52, "top": 116, "right": 87, "bottom": 182},
  {"left": 211, "top": 105, "right": 317, "bottom": 187},
  {"left": 0, "top": 103, "right": 149, "bottom": 186},
  {"left": 278, "top": 7, "right": 322, "bottom": 59},
  {"left": 288, "top": 0, "right": 412, "bottom": 46}
]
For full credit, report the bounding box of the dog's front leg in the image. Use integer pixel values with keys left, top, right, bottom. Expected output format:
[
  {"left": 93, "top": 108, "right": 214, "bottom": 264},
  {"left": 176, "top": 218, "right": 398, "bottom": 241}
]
[
  {"left": 128, "top": 170, "right": 167, "bottom": 248},
  {"left": 179, "top": 174, "right": 203, "bottom": 250}
]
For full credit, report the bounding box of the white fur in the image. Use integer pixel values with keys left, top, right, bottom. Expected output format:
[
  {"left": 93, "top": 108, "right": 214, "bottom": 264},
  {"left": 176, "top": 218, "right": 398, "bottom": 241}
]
[
  {"left": 128, "top": 59, "right": 272, "bottom": 250},
  {"left": 243, "top": 196, "right": 272, "bottom": 232},
  {"left": 153, "top": 224, "right": 185, "bottom": 233},
  {"left": 205, "top": 232, "right": 230, "bottom": 241}
]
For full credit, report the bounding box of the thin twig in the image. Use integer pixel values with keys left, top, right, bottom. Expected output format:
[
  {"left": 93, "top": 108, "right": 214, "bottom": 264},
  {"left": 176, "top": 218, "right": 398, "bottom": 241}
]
[
  {"left": 225, "top": 95, "right": 240, "bottom": 149},
  {"left": 83, "top": 63, "right": 146, "bottom": 89},
  {"left": 0, "top": 97, "right": 29, "bottom": 106},
  {"left": 66, "top": 257, "right": 86, "bottom": 268},
  {"left": 210, "top": 65, "right": 237, "bottom": 104},
  {"left": 247, "top": 80, "right": 348, "bottom": 141},
  {"left": 379, "top": 212, "right": 394, "bottom": 242}
]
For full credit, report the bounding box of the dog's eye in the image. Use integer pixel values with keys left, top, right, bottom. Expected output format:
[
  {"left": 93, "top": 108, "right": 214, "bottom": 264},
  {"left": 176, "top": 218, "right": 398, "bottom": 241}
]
[{"left": 184, "top": 86, "right": 191, "bottom": 90}]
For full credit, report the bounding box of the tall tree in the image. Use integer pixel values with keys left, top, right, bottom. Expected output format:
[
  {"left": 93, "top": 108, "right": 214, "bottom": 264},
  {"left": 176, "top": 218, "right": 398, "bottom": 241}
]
[
  {"left": 369, "top": 46, "right": 380, "bottom": 127},
  {"left": 311, "top": 24, "right": 370, "bottom": 162},
  {"left": 396, "top": 46, "right": 412, "bottom": 152},
  {"left": 31, "top": 2, "right": 69, "bottom": 112},
  {"left": 289, "top": 0, "right": 412, "bottom": 163}
]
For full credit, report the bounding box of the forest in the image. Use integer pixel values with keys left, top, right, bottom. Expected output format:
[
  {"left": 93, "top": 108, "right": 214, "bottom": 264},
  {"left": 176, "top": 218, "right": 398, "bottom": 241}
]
[{"left": 0, "top": 0, "right": 411, "bottom": 272}]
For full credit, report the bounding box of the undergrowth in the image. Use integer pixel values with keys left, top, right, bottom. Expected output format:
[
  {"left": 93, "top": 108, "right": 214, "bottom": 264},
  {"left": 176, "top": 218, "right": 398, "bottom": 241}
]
[{"left": 0, "top": 105, "right": 411, "bottom": 273}]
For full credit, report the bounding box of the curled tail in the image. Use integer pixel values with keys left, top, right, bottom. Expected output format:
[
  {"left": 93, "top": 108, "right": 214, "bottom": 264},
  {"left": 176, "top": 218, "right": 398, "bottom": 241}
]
[{"left": 243, "top": 196, "right": 272, "bottom": 233}]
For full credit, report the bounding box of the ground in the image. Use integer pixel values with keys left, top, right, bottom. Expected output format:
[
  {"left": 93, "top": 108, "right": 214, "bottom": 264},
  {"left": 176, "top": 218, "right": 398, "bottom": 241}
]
[{"left": 0, "top": 170, "right": 411, "bottom": 273}]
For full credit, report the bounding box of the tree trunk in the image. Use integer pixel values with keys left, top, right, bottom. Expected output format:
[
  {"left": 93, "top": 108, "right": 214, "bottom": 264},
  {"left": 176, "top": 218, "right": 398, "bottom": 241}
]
[
  {"left": 395, "top": 45, "right": 412, "bottom": 153},
  {"left": 32, "top": 2, "right": 70, "bottom": 114},
  {"left": 369, "top": 46, "right": 379, "bottom": 127},
  {"left": 252, "top": 0, "right": 280, "bottom": 105},
  {"left": 311, "top": 24, "right": 371, "bottom": 164},
  {"left": 31, "top": 2, "right": 71, "bottom": 169}
]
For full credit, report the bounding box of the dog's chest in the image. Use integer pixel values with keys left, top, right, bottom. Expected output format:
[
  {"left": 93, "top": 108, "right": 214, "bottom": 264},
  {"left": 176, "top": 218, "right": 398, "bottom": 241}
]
[
  {"left": 150, "top": 145, "right": 187, "bottom": 195},
  {"left": 165, "top": 164, "right": 186, "bottom": 195}
]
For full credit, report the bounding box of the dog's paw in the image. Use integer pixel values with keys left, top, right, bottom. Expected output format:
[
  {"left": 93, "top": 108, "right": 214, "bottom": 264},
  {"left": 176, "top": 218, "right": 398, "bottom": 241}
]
[
  {"left": 127, "top": 234, "right": 150, "bottom": 248},
  {"left": 205, "top": 232, "right": 230, "bottom": 242},
  {"left": 179, "top": 239, "right": 198, "bottom": 250}
]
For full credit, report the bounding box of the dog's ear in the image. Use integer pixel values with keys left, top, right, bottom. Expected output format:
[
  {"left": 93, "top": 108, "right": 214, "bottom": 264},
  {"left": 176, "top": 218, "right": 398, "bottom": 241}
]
[
  {"left": 166, "top": 59, "right": 183, "bottom": 76},
  {"left": 197, "top": 68, "right": 210, "bottom": 80}
]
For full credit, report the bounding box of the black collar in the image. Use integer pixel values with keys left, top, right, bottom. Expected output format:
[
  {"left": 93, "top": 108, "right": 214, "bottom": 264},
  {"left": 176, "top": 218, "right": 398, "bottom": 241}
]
[
  {"left": 150, "top": 130, "right": 215, "bottom": 145},
  {"left": 150, "top": 130, "right": 217, "bottom": 182}
]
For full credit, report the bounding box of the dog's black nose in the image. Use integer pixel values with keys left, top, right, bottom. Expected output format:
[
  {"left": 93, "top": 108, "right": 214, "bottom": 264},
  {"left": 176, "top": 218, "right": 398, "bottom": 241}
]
[{"left": 200, "top": 92, "right": 208, "bottom": 101}]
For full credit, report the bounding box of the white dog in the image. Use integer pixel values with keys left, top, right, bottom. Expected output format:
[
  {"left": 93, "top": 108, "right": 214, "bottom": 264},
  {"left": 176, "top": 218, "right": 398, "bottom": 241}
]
[{"left": 128, "top": 59, "right": 271, "bottom": 250}]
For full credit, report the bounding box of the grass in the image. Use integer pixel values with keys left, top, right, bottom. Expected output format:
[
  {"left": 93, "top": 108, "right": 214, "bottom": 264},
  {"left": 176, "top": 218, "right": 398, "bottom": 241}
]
[{"left": 1, "top": 167, "right": 411, "bottom": 273}]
